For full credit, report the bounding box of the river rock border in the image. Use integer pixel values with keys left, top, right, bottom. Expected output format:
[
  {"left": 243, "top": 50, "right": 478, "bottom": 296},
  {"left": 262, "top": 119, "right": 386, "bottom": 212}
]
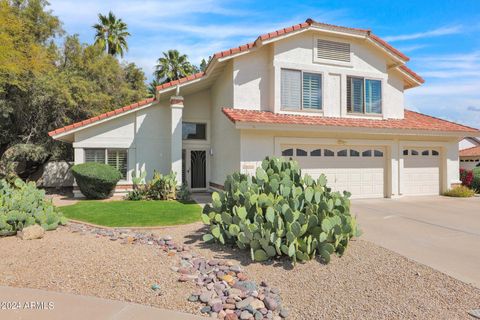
[{"left": 67, "top": 223, "right": 288, "bottom": 320}]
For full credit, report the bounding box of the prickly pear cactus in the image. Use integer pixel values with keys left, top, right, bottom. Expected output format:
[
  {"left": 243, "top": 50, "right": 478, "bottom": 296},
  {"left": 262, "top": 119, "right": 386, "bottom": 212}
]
[
  {"left": 201, "top": 156, "right": 361, "bottom": 265},
  {"left": 0, "top": 178, "right": 67, "bottom": 236}
]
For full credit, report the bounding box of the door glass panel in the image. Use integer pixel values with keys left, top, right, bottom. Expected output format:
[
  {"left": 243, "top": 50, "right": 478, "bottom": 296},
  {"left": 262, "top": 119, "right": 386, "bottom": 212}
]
[
  {"left": 282, "top": 148, "right": 293, "bottom": 156},
  {"left": 337, "top": 149, "right": 348, "bottom": 157},
  {"left": 350, "top": 149, "right": 360, "bottom": 157},
  {"left": 190, "top": 150, "right": 206, "bottom": 189},
  {"left": 310, "top": 149, "right": 321, "bottom": 156},
  {"left": 182, "top": 149, "right": 186, "bottom": 184},
  {"left": 374, "top": 150, "right": 384, "bottom": 157},
  {"left": 296, "top": 148, "right": 307, "bottom": 156},
  {"left": 324, "top": 149, "right": 334, "bottom": 157},
  {"left": 362, "top": 150, "right": 372, "bottom": 157}
]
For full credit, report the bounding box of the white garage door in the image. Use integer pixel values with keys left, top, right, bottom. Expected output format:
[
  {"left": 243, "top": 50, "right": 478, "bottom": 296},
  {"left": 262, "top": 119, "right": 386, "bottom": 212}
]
[
  {"left": 281, "top": 145, "right": 385, "bottom": 198},
  {"left": 403, "top": 148, "right": 440, "bottom": 195}
]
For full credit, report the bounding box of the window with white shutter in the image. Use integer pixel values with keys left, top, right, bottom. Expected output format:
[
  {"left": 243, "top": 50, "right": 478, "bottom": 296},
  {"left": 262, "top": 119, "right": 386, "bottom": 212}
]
[
  {"left": 347, "top": 76, "right": 382, "bottom": 114},
  {"left": 281, "top": 69, "right": 322, "bottom": 111},
  {"left": 85, "top": 149, "right": 105, "bottom": 163},
  {"left": 302, "top": 73, "right": 322, "bottom": 110},
  {"left": 316, "top": 39, "right": 350, "bottom": 62},
  {"left": 107, "top": 149, "right": 128, "bottom": 179},
  {"left": 84, "top": 148, "right": 128, "bottom": 179},
  {"left": 281, "top": 69, "right": 301, "bottom": 110}
]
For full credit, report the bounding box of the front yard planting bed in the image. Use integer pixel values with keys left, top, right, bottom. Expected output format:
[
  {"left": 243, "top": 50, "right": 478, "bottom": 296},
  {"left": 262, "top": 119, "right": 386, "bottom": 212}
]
[
  {"left": 61, "top": 200, "right": 201, "bottom": 227},
  {"left": 1, "top": 223, "right": 479, "bottom": 319}
]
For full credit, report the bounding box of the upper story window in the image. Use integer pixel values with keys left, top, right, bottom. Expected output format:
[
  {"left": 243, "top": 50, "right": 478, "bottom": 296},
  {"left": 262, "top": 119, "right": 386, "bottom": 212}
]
[
  {"left": 182, "top": 122, "right": 206, "bottom": 140},
  {"left": 347, "top": 76, "right": 382, "bottom": 114},
  {"left": 85, "top": 148, "right": 128, "bottom": 179},
  {"left": 281, "top": 69, "right": 322, "bottom": 111}
]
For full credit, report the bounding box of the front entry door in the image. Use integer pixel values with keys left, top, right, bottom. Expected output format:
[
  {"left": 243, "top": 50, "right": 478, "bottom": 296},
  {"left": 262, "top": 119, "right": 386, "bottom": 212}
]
[{"left": 182, "top": 149, "right": 207, "bottom": 190}]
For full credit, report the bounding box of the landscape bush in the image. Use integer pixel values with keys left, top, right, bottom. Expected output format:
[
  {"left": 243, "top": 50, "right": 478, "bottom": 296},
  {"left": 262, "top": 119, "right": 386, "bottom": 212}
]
[
  {"left": 0, "top": 144, "right": 50, "bottom": 181},
  {"left": 460, "top": 168, "right": 473, "bottom": 188},
  {"left": 201, "top": 156, "right": 360, "bottom": 265},
  {"left": 71, "top": 163, "right": 122, "bottom": 199},
  {"left": 125, "top": 170, "right": 180, "bottom": 200},
  {"left": 0, "top": 179, "right": 66, "bottom": 236},
  {"left": 443, "top": 185, "right": 475, "bottom": 197},
  {"left": 472, "top": 168, "right": 480, "bottom": 192}
]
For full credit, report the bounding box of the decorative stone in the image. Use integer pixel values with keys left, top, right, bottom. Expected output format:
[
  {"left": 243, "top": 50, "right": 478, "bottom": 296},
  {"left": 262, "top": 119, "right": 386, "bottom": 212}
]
[
  {"left": 17, "top": 225, "right": 44, "bottom": 240},
  {"left": 151, "top": 284, "right": 160, "bottom": 291},
  {"left": 223, "top": 303, "right": 236, "bottom": 310},
  {"left": 200, "top": 291, "right": 213, "bottom": 303},
  {"left": 201, "top": 306, "right": 212, "bottom": 314},
  {"left": 236, "top": 296, "right": 254, "bottom": 310},
  {"left": 264, "top": 297, "right": 278, "bottom": 311},
  {"left": 250, "top": 299, "right": 265, "bottom": 310},
  {"left": 218, "top": 310, "right": 227, "bottom": 319},
  {"left": 225, "top": 313, "right": 238, "bottom": 320},
  {"left": 188, "top": 294, "right": 199, "bottom": 302},
  {"left": 220, "top": 274, "right": 235, "bottom": 286},
  {"left": 240, "top": 311, "right": 252, "bottom": 320},
  {"left": 254, "top": 311, "right": 263, "bottom": 320},
  {"left": 212, "top": 302, "right": 223, "bottom": 313},
  {"left": 237, "top": 273, "right": 248, "bottom": 281},
  {"left": 279, "top": 308, "right": 289, "bottom": 318}
]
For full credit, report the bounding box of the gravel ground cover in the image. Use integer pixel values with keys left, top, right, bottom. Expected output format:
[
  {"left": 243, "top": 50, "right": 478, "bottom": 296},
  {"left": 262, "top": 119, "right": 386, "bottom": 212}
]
[{"left": 0, "top": 222, "right": 479, "bottom": 320}]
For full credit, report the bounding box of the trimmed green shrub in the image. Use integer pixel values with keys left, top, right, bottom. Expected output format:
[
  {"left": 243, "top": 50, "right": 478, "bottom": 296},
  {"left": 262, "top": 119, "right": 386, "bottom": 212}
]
[
  {"left": 443, "top": 185, "right": 475, "bottom": 197},
  {"left": 0, "top": 179, "right": 66, "bottom": 236},
  {"left": 71, "top": 163, "right": 122, "bottom": 199},
  {"left": 201, "top": 156, "right": 360, "bottom": 266}
]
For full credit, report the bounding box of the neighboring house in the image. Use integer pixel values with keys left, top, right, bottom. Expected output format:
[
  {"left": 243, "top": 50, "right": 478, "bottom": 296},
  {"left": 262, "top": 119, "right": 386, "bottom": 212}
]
[
  {"left": 459, "top": 137, "right": 480, "bottom": 170},
  {"left": 459, "top": 137, "right": 480, "bottom": 150},
  {"left": 49, "top": 19, "right": 480, "bottom": 198}
]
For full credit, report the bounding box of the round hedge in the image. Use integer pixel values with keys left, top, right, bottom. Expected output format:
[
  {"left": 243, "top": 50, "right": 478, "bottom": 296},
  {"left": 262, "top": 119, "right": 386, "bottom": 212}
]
[{"left": 71, "top": 163, "right": 122, "bottom": 199}]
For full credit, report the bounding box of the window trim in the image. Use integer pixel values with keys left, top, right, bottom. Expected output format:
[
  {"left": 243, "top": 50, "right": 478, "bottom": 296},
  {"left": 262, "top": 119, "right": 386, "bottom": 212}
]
[
  {"left": 280, "top": 68, "right": 323, "bottom": 112},
  {"left": 347, "top": 76, "right": 383, "bottom": 116},
  {"left": 182, "top": 121, "right": 207, "bottom": 141}
]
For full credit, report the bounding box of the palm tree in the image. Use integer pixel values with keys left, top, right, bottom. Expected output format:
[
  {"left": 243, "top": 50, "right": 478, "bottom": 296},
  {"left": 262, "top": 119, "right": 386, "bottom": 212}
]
[
  {"left": 154, "top": 50, "right": 196, "bottom": 83},
  {"left": 93, "top": 11, "right": 130, "bottom": 57},
  {"left": 148, "top": 79, "right": 160, "bottom": 96}
]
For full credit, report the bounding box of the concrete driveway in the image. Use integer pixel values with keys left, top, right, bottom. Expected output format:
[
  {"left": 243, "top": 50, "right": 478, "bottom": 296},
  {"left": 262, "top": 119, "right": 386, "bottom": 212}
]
[{"left": 352, "top": 196, "right": 480, "bottom": 288}]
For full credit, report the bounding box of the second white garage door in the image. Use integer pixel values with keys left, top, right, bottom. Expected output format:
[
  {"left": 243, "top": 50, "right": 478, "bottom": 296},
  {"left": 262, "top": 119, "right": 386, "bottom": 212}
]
[
  {"left": 282, "top": 145, "right": 386, "bottom": 198},
  {"left": 403, "top": 148, "right": 440, "bottom": 195}
]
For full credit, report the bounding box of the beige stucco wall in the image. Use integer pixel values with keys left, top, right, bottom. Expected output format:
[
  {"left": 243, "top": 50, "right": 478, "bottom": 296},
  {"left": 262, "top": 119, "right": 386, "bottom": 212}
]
[
  {"left": 210, "top": 61, "right": 240, "bottom": 185},
  {"left": 263, "top": 30, "right": 405, "bottom": 119}
]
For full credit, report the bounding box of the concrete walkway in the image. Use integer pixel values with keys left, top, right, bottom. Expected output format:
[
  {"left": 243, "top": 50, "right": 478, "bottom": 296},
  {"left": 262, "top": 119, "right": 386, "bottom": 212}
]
[
  {"left": 0, "top": 286, "right": 206, "bottom": 320},
  {"left": 352, "top": 196, "right": 480, "bottom": 288}
]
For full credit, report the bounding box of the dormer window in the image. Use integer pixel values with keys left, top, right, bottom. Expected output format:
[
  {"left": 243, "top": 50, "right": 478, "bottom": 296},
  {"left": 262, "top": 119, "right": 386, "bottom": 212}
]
[
  {"left": 281, "top": 69, "right": 322, "bottom": 111},
  {"left": 347, "top": 76, "right": 382, "bottom": 114}
]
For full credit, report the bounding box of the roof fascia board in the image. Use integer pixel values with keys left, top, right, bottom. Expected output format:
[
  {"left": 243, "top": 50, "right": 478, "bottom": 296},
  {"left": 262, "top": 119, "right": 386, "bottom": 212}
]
[
  {"left": 157, "top": 76, "right": 207, "bottom": 95},
  {"left": 51, "top": 101, "right": 156, "bottom": 140},
  {"left": 234, "top": 122, "right": 473, "bottom": 137}
]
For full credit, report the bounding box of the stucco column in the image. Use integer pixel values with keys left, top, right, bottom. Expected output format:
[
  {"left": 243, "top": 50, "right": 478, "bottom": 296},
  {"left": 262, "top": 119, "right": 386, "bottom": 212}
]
[
  {"left": 170, "top": 96, "right": 183, "bottom": 185},
  {"left": 390, "top": 141, "right": 400, "bottom": 197},
  {"left": 445, "top": 141, "right": 461, "bottom": 191}
]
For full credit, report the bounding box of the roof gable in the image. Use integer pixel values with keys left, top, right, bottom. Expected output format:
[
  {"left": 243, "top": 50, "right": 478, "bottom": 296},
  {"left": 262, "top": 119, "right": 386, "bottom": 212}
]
[{"left": 156, "top": 19, "right": 423, "bottom": 95}]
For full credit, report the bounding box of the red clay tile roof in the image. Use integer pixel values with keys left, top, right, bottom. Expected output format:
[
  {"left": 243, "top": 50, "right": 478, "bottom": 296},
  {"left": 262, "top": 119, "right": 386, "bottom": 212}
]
[
  {"left": 156, "top": 19, "right": 420, "bottom": 92},
  {"left": 222, "top": 108, "right": 479, "bottom": 133},
  {"left": 48, "top": 98, "right": 155, "bottom": 137},
  {"left": 399, "top": 65, "right": 425, "bottom": 84},
  {"left": 460, "top": 146, "right": 480, "bottom": 157},
  {"left": 156, "top": 72, "right": 205, "bottom": 90}
]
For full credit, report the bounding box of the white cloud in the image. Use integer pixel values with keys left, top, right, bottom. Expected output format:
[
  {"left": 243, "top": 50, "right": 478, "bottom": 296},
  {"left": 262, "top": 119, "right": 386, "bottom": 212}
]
[{"left": 384, "top": 25, "right": 462, "bottom": 42}]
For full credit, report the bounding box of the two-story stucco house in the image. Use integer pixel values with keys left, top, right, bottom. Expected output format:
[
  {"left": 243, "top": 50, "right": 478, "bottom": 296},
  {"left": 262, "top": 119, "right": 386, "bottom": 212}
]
[{"left": 49, "top": 19, "right": 480, "bottom": 198}]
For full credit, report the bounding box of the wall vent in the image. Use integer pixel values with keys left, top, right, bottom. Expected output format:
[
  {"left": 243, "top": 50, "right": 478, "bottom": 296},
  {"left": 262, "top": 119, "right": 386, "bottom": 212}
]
[{"left": 316, "top": 39, "right": 351, "bottom": 62}]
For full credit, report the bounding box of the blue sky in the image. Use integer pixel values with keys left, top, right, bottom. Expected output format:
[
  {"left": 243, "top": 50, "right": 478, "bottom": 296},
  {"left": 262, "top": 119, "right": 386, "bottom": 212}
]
[{"left": 48, "top": 0, "right": 480, "bottom": 128}]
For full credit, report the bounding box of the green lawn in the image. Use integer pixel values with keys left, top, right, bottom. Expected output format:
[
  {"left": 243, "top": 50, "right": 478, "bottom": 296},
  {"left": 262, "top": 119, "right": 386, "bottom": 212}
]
[{"left": 61, "top": 200, "right": 202, "bottom": 227}]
